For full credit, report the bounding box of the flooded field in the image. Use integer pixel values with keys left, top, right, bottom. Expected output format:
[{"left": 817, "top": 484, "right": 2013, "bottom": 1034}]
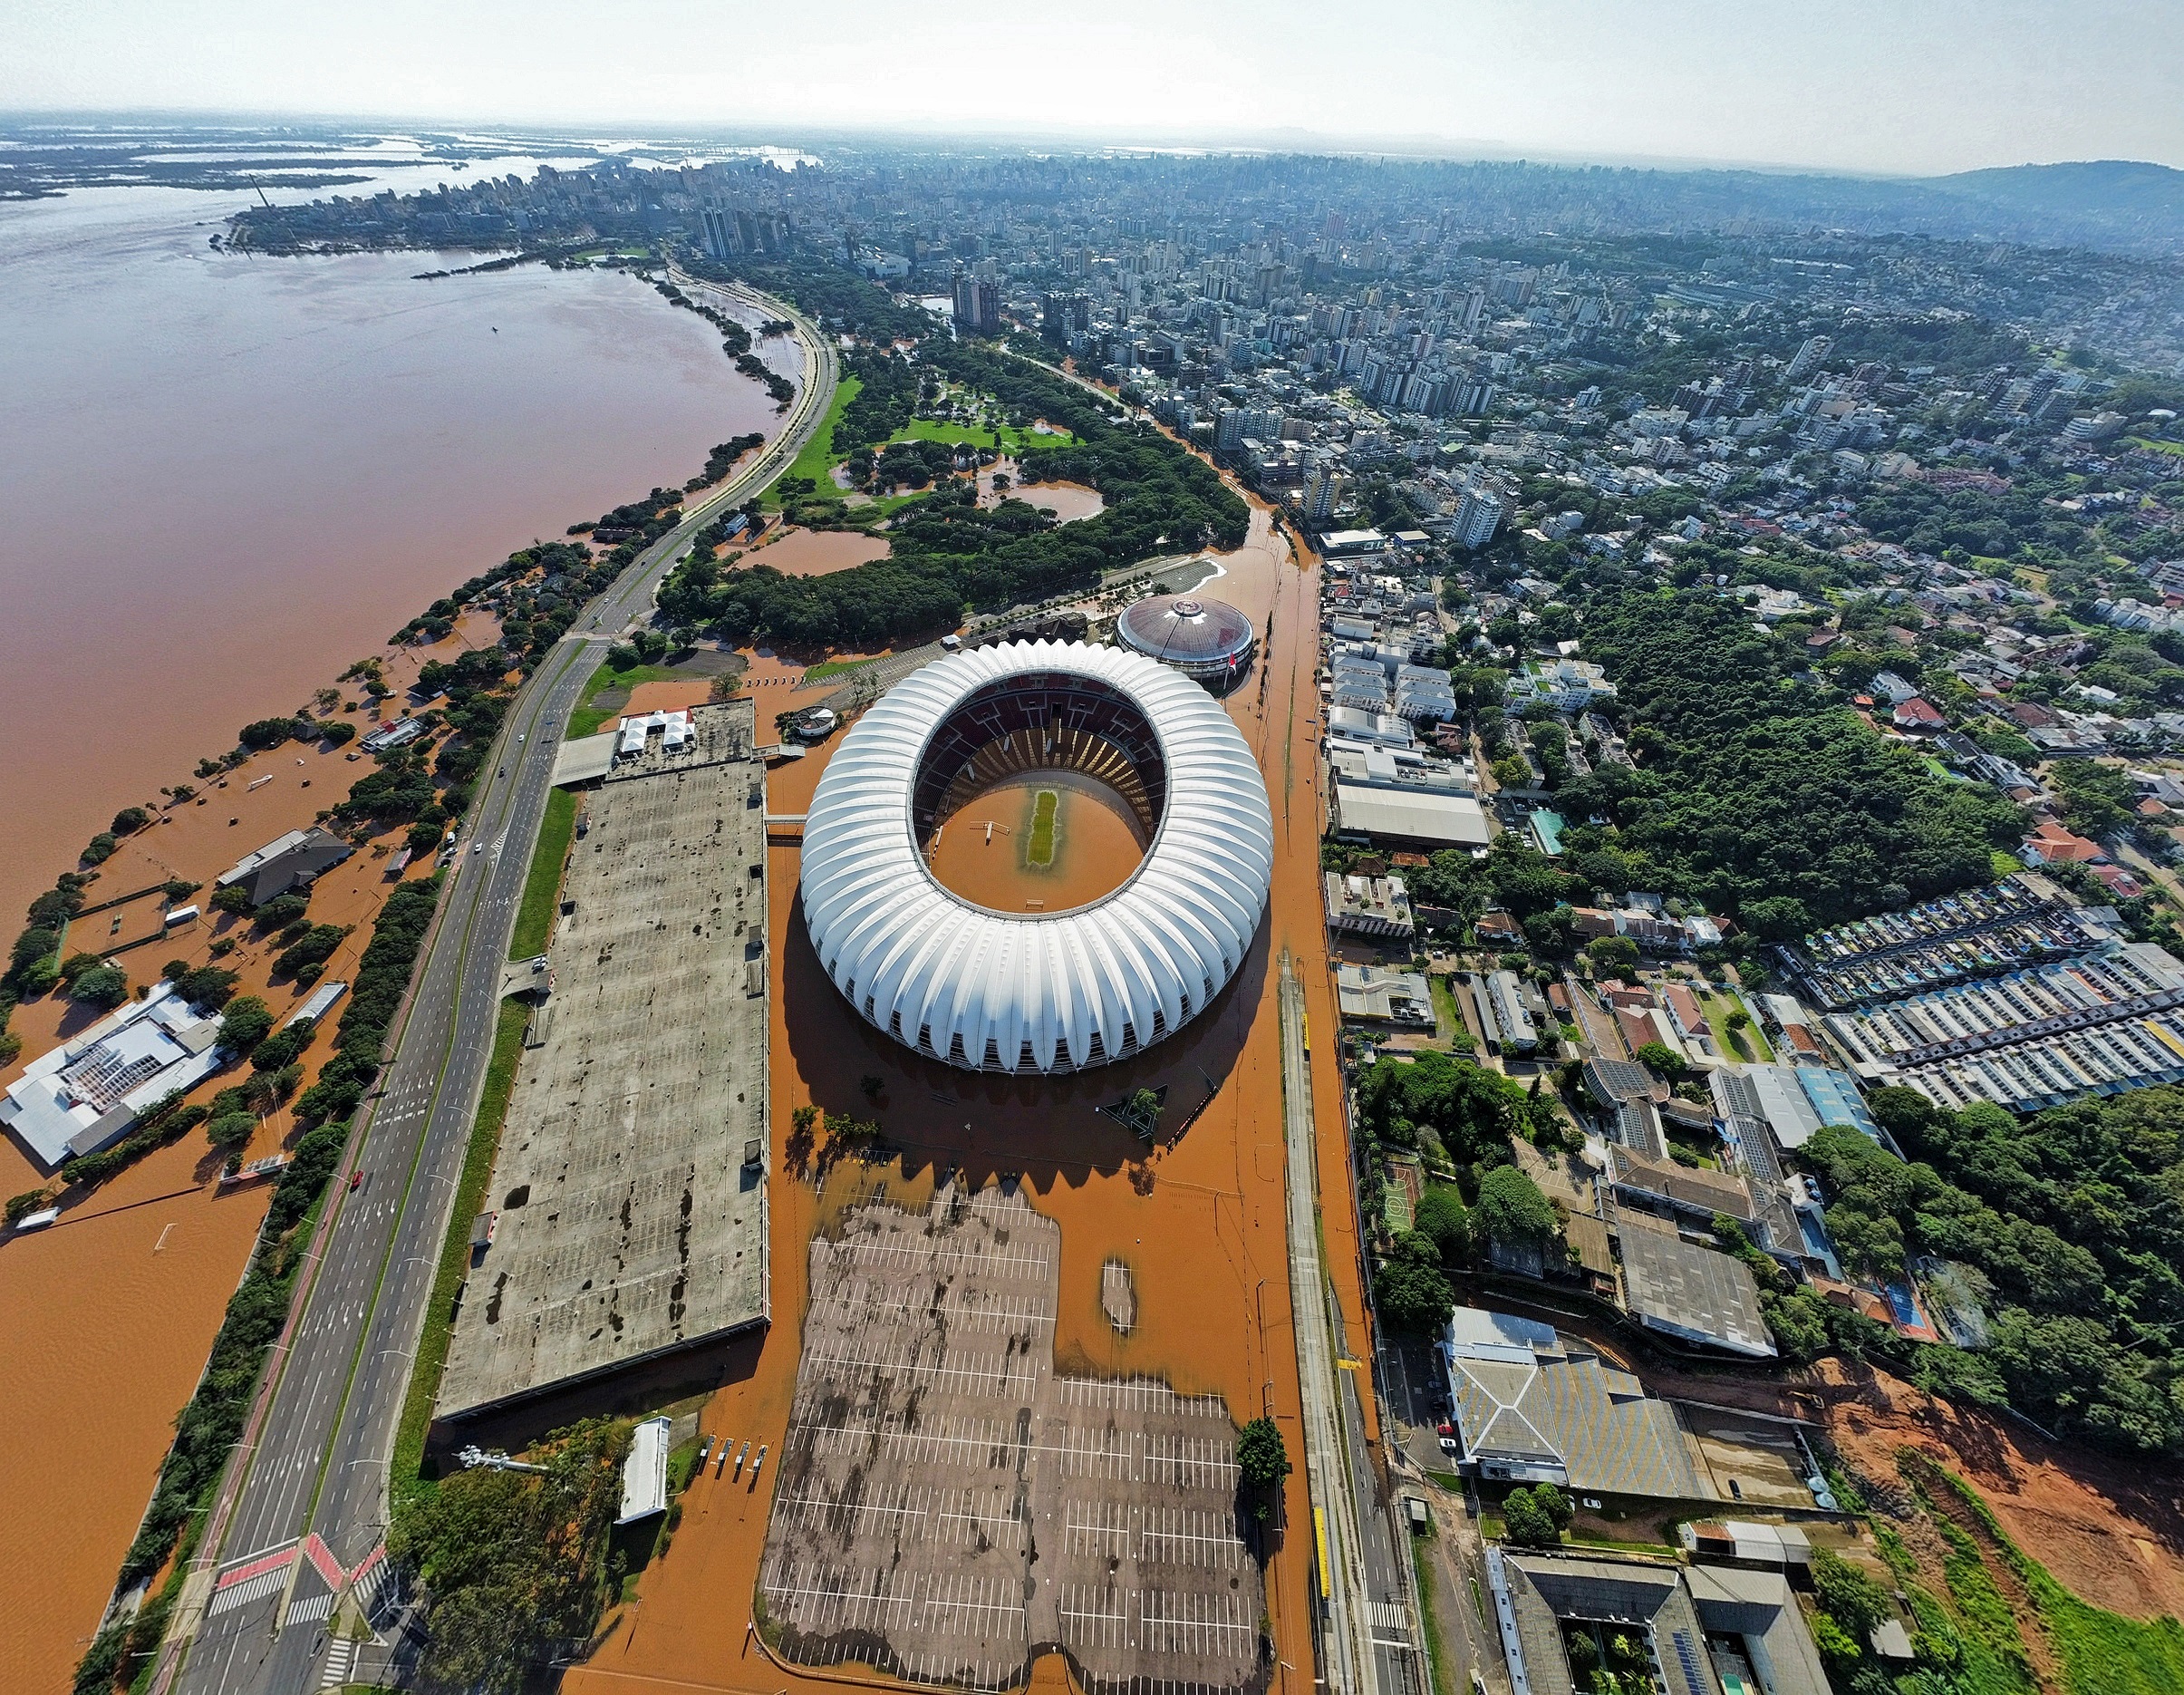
[
  {"left": 1012, "top": 479, "right": 1106, "bottom": 524},
  {"left": 0, "top": 634, "right": 454, "bottom": 1693},
  {"left": 926, "top": 771, "right": 1147, "bottom": 913},
  {"left": 568, "top": 496, "right": 1361, "bottom": 1695},
  {"left": 749, "top": 526, "right": 894, "bottom": 576}
]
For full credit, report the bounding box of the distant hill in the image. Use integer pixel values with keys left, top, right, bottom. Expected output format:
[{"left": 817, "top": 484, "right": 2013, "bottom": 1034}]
[
  {"left": 1934, "top": 159, "right": 2184, "bottom": 218},
  {"left": 1915, "top": 160, "right": 2184, "bottom": 251}
]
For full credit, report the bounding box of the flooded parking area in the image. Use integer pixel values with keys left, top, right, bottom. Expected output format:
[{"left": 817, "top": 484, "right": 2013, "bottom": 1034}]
[{"left": 759, "top": 1179, "right": 1267, "bottom": 1695}]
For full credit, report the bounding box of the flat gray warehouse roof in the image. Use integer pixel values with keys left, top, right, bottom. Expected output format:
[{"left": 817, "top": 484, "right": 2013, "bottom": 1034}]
[
  {"left": 437, "top": 699, "right": 770, "bottom": 1421},
  {"left": 1333, "top": 781, "right": 1492, "bottom": 848},
  {"left": 1614, "top": 1220, "right": 1775, "bottom": 1360}
]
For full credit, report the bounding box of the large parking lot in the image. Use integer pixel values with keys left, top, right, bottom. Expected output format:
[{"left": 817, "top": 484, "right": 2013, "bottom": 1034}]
[{"left": 759, "top": 1181, "right": 1268, "bottom": 1695}]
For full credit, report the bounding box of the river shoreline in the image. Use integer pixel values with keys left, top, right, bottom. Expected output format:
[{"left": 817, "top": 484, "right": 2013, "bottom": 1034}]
[{"left": 0, "top": 188, "right": 788, "bottom": 1695}]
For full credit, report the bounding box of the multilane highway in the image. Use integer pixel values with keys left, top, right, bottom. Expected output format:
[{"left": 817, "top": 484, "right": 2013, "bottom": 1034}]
[{"left": 157, "top": 280, "right": 836, "bottom": 1695}]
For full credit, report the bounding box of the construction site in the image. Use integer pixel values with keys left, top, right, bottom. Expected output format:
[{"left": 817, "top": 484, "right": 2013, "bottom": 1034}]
[
  {"left": 435, "top": 698, "right": 771, "bottom": 1427},
  {"left": 759, "top": 1179, "right": 1268, "bottom": 1695}
]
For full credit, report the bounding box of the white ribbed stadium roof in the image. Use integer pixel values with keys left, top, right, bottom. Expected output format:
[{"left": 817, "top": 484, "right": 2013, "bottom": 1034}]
[{"left": 800, "top": 640, "right": 1274, "bottom": 1074}]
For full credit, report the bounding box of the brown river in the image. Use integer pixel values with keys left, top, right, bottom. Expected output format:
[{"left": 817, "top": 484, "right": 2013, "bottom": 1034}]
[{"left": 0, "top": 173, "right": 781, "bottom": 1691}]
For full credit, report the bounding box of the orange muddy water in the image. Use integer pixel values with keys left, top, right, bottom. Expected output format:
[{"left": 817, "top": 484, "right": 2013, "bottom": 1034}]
[
  {"left": 570, "top": 495, "right": 1371, "bottom": 1695},
  {"left": 0, "top": 188, "right": 784, "bottom": 939},
  {"left": 0, "top": 686, "right": 447, "bottom": 1694},
  {"left": 924, "top": 771, "right": 1147, "bottom": 913},
  {"left": 747, "top": 527, "right": 894, "bottom": 576},
  {"left": 1012, "top": 479, "right": 1106, "bottom": 523},
  {"left": 0, "top": 179, "right": 784, "bottom": 1691}
]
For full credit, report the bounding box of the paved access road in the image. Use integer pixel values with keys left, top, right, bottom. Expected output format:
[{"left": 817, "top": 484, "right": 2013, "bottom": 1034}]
[
  {"left": 161, "top": 280, "right": 836, "bottom": 1695},
  {"left": 1280, "top": 958, "right": 1387, "bottom": 1695}
]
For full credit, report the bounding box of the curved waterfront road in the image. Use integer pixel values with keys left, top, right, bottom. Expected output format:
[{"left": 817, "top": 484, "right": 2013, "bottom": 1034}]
[{"left": 159, "top": 280, "right": 835, "bottom": 1695}]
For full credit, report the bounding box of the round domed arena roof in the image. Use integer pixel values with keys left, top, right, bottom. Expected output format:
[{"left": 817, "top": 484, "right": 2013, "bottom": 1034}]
[
  {"left": 799, "top": 640, "right": 1274, "bottom": 1075},
  {"left": 1116, "top": 593, "right": 1257, "bottom": 666}
]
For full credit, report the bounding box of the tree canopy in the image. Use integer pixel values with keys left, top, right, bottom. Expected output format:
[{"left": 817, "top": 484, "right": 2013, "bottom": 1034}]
[
  {"left": 1414, "top": 1185, "right": 1472, "bottom": 1264},
  {"left": 1235, "top": 1416, "right": 1291, "bottom": 1521},
  {"left": 390, "top": 1418, "right": 628, "bottom": 1694},
  {"left": 1356, "top": 1051, "right": 1563, "bottom": 1162},
  {"left": 1501, "top": 1484, "right": 1571, "bottom": 1547},
  {"left": 1575, "top": 592, "right": 2023, "bottom": 927},
  {"left": 1475, "top": 1166, "right": 1561, "bottom": 1250},
  {"left": 1807, "top": 1087, "right": 2184, "bottom": 1457}
]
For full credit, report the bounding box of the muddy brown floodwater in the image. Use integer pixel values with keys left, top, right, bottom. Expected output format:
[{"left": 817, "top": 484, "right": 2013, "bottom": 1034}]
[
  {"left": 1012, "top": 479, "right": 1106, "bottom": 523},
  {"left": 925, "top": 772, "right": 1147, "bottom": 913},
  {"left": 0, "top": 187, "right": 784, "bottom": 936},
  {"left": 571, "top": 493, "right": 1369, "bottom": 1695},
  {"left": 746, "top": 526, "right": 895, "bottom": 577},
  {"left": 0, "top": 179, "right": 785, "bottom": 1693}
]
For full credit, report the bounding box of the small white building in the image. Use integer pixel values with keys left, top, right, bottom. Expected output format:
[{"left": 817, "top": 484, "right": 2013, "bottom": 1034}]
[{"left": 617, "top": 1415, "right": 674, "bottom": 1525}]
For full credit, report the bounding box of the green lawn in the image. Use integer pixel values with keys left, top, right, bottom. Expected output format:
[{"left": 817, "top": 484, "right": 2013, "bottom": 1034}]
[
  {"left": 898, "top": 416, "right": 1076, "bottom": 454},
  {"left": 773, "top": 373, "right": 864, "bottom": 501},
  {"left": 1427, "top": 976, "right": 1477, "bottom": 1052},
  {"left": 1702, "top": 992, "right": 1772, "bottom": 1062},
  {"left": 1028, "top": 789, "right": 1059, "bottom": 867},
  {"left": 565, "top": 659, "right": 684, "bottom": 740},
  {"left": 802, "top": 656, "right": 875, "bottom": 683},
  {"left": 508, "top": 788, "right": 577, "bottom": 961},
  {"left": 389, "top": 995, "right": 532, "bottom": 1507},
  {"left": 2124, "top": 435, "right": 2184, "bottom": 457},
  {"left": 1411, "top": 1540, "right": 1452, "bottom": 1695}
]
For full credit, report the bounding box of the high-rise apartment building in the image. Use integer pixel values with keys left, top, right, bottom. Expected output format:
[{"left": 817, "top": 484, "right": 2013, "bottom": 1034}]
[
  {"left": 1454, "top": 488, "right": 1506, "bottom": 550},
  {"left": 1784, "top": 335, "right": 1833, "bottom": 382}
]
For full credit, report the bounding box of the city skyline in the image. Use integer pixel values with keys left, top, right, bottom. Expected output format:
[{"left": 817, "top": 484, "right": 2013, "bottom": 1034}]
[{"left": 6, "top": 0, "right": 2184, "bottom": 178}]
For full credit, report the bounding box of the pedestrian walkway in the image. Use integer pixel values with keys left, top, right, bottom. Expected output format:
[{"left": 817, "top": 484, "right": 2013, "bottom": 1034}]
[{"left": 317, "top": 1637, "right": 354, "bottom": 1688}]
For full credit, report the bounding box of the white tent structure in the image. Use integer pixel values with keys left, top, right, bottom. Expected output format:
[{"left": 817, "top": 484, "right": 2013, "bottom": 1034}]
[{"left": 800, "top": 640, "right": 1273, "bottom": 1074}]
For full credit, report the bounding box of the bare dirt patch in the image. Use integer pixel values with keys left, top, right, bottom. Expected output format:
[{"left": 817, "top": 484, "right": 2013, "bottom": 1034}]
[{"left": 1815, "top": 1358, "right": 2184, "bottom": 1623}]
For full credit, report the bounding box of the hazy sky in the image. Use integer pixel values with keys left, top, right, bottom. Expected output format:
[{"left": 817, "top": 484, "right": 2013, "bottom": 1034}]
[{"left": 8, "top": 0, "right": 2182, "bottom": 177}]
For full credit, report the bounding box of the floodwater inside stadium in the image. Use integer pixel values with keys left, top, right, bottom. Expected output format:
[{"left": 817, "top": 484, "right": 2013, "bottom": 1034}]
[{"left": 924, "top": 770, "right": 1148, "bottom": 912}]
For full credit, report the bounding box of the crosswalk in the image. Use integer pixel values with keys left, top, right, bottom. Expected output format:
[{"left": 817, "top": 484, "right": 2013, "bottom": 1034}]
[
  {"left": 205, "top": 1567, "right": 285, "bottom": 1618},
  {"left": 350, "top": 1544, "right": 393, "bottom": 1618},
  {"left": 318, "top": 1636, "right": 355, "bottom": 1688}
]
